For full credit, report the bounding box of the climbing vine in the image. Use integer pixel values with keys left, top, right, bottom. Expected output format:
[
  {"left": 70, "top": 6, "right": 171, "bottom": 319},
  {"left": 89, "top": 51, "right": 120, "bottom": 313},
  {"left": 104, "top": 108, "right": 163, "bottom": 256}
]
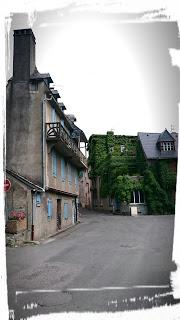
[
  {"left": 88, "top": 133, "right": 176, "bottom": 214},
  {"left": 143, "top": 168, "right": 175, "bottom": 214},
  {"left": 112, "top": 175, "right": 143, "bottom": 203}
]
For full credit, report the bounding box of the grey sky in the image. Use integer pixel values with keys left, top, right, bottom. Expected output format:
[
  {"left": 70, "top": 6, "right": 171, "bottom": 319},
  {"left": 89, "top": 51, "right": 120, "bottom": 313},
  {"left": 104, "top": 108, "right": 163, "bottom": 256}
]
[{"left": 6, "top": 4, "right": 180, "bottom": 138}]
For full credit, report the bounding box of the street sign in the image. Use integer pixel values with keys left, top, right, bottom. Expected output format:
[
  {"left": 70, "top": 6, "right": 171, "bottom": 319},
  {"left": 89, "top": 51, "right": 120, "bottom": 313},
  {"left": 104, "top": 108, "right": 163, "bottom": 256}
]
[{"left": 4, "top": 179, "right": 11, "bottom": 192}]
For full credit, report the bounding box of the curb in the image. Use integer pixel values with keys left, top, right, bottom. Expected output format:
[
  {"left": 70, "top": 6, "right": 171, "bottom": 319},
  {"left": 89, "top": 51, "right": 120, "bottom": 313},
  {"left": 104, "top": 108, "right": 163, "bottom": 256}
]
[{"left": 41, "top": 221, "right": 81, "bottom": 243}]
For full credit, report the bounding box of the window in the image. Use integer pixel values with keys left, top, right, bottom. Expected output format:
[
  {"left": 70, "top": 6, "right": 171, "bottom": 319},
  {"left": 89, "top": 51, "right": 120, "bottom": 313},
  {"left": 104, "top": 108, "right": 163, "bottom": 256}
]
[
  {"left": 36, "top": 193, "right": 41, "bottom": 206},
  {"left": 64, "top": 203, "right": 69, "bottom": 220},
  {"left": 51, "top": 108, "right": 56, "bottom": 123},
  {"left": 47, "top": 199, "right": 53, "bottom": 219},
  {"left": 52, "top": 148, "right": 57, "bottom": 177},
  {"left": 131, "top": 190, "right": 144, "bottom": 204},
  {"left": 74, "top": 169, "right": 79, "bottom": 191},
  {"left": 68, "top": 164, "right": 72, "bottom": 184},
  {"left": 120, "top": 145, "right": 125, "bottom": 153},
  {"left": 29, "top": 82, "right": 38, "bottom": 92},
  {"left": 161, "top": 142, "right": 174, "bottom": 151}
]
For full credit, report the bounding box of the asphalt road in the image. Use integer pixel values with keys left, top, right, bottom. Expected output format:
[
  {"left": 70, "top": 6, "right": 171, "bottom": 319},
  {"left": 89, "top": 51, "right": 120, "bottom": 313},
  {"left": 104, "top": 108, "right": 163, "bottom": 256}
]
[{"left": 6, "top": 210, "right": 179, "bottom": 318}]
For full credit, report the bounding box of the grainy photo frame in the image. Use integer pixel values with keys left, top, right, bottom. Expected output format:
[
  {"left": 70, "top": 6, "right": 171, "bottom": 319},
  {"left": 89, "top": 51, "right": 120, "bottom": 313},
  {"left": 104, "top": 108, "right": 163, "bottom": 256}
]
[{"left": 1, "top": 1, "right": 180, "bottom": 319}]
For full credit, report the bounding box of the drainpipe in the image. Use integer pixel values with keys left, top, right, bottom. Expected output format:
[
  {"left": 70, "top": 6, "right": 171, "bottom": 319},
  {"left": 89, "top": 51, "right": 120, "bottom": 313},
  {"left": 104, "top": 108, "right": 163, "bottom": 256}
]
[
  {"left": 75, "top": 196, "right": 78, "bottom": 223},
  {"left": 31, "top": 190, "right": 35, "bottom": 241},
  {"left": 42, "top": 94, "right": 53, "bottom": 190}
]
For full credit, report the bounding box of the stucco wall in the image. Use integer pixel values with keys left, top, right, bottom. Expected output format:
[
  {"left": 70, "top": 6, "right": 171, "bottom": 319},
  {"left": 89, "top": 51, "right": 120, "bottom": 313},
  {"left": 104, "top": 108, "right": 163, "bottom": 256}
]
[
  {"left": 6, "top": 81, "right": 45, "bottom": 185},
  {"left": 79, "top": 169, "right": 92, "bottom": 209},
  {"left": 33, "top": 192, "right": 75, "bottom": 240},
  {"left": 5, "top": 175, "right": 28, "bottom": 220},
  {"left": 46, "top": 147, "right": 79, "bottom": 195}
]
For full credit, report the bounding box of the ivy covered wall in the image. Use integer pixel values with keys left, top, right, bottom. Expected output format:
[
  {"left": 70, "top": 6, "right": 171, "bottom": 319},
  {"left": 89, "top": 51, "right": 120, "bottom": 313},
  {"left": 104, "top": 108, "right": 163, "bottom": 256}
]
[
  {"left": 143, "top": 161, "right": 176, "bottom": 214},
  {"left": 88, "top": 132, "right": 177, "bottom": 214},
  {"left": 88, "top": 132, "right": 138, "bottom": 203}
]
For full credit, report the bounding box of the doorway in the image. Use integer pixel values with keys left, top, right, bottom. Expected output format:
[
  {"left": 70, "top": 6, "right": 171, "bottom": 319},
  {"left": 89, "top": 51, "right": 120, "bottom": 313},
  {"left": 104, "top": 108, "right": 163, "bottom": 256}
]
[
  {"left": 57, "top": 199, "right": 61, "bottom": 230},
  {"left": 72, "top": 199, "right": 77, "bottom": 224}
]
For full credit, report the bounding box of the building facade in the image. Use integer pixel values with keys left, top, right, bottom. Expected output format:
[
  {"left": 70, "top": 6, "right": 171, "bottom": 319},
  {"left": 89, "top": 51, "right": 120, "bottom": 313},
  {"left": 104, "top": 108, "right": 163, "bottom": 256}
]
[
  {"left": 79, "top": 169, "right": 92, "bottom": 209},
  {"left": 5, "top": 29, "right": 87, "bottom": 241},
  {"left": 87, "top": 131, "right": 145, "bottom": 214},
  {"left": 137, "top": 129, "right": 178, "bottom": 214},
  {"left": 88, "top": 129, "right": 178, "bottom": 215}
]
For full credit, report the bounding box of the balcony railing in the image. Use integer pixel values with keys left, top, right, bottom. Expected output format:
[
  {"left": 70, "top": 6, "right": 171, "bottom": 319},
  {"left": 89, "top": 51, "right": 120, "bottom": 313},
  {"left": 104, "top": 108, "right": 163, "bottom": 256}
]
[{"left": 46, "top": 122, "right": 87, "bottom": 167}]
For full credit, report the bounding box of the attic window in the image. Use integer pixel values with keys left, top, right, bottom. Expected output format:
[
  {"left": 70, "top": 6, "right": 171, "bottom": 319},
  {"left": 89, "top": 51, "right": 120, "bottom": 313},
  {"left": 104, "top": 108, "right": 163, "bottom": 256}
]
[
  {"left": 29, "top": 81, "right": 38, "bottom": 92},
  {"left": 160, "top": 142, "right": 175, "bottom": 151}
]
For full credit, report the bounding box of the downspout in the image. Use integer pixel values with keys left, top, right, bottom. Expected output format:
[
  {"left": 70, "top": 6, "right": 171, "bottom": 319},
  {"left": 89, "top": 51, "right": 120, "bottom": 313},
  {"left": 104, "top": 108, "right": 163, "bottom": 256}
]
[
  {"left": 74, "top": 196, "right": 78, "bottom": 223},
  {"left": 42, "top": 94, "right": 53, "bottom": 190},
  {"left": 31, "top": 190, "right": 35, "bottom": 241}
]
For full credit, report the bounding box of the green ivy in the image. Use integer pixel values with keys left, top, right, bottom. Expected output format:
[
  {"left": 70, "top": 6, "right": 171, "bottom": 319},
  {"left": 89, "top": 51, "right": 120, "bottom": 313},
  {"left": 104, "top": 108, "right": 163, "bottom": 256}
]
[
  {"left": 88, "top": 133, "right": 176, "bottom": 215},
  {"left": 111, "top": 175, "right": 143, "bottom": 203},
  {"left": 143, "top": 169, "right": 175, "bottom": 214}
]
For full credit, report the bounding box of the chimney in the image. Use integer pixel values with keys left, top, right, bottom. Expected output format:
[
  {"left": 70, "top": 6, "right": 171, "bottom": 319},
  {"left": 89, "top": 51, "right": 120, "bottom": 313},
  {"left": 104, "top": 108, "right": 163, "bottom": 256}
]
[{"left": 13, "top": 29, "right": 36, "bottom": 81}]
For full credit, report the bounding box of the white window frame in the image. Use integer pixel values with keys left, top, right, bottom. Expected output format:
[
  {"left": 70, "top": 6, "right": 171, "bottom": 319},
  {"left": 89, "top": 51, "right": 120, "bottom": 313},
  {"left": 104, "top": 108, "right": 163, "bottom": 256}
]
[
  {"left": 130, "top": 190, "right": 145, "bottom": 204},
  {"left": 161, "top": 142, "right": 174, "bottom": 151},
  {"left": 120, "top": 145, "right": 125, "bottom": 153}
]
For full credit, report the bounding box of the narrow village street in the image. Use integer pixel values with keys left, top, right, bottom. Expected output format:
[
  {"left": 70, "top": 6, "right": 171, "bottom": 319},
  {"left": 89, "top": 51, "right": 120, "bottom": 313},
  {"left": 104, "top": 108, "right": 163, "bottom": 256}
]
[{"left": 6, "top": 210, "right": 179, "bottom": 318}]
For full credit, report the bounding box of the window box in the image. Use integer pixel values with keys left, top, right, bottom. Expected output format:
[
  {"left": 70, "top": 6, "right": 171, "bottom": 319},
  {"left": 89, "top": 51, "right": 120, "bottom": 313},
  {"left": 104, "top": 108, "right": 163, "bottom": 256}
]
[{"left": 6, "top": 218, "right": 27, "bottom": 234}]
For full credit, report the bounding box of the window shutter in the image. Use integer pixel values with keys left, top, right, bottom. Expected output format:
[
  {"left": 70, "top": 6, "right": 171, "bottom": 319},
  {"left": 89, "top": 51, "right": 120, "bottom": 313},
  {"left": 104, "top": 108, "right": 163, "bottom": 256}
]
[
  {"left": 61, "top": 158, "right": 66, "bottom": 181},
  {"left": 51, "top": 108, "right": 56, "bottom": 123},
  {"left": 75, "top": 169, "right": 79, "bottom": 190},
  {"left": 68, "top": 164, "right": 72, "bottom": 183},
  {"left": 36, "top": 193, "right": 41, "bottom": 205},
  {"left": 61, "top": 119, "right": 64, "bottom": 128},
  {"left": 47, "top": 199, "right": 52, "bottom": 218},
  {"left": 52, "top": 148, "right": 57, "bottom": 177},
  {"left": 64, "top": 203, "right": 68, "bottom": 220}
]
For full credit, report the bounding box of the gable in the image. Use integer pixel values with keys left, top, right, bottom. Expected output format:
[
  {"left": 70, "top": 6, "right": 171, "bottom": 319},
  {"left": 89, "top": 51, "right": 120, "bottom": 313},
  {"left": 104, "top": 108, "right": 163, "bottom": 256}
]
[{"left": 157, "top": 129, "right": 175, "bottom": 143}]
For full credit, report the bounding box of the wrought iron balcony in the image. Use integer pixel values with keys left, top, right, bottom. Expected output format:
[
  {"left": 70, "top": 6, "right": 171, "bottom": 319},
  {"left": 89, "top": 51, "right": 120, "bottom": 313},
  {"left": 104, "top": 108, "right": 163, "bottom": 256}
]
[{"left": 46, "top": 122, "right": 87, "bottom": 168}]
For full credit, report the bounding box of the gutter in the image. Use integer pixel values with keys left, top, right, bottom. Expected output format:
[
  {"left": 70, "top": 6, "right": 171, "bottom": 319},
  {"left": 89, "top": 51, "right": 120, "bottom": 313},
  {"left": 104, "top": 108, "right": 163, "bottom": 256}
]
[
  {"left": 6, "top": 168, "right": 44, "bottom": 192},
  {"left": 46, "top": 186, "right": 78, "bottom": 198}
]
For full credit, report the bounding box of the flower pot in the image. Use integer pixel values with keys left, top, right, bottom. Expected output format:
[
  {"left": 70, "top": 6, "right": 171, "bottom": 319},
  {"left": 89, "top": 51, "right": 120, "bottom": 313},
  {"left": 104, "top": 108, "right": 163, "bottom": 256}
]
[{"left": 6, "top": 219, "right": 27, "bottom": 234}]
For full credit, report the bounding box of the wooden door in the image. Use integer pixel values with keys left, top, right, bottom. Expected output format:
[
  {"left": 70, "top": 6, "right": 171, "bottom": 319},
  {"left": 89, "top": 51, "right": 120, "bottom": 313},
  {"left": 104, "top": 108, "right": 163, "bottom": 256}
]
[{"left": 57, "top": 199, "right": 61, "bottom": 229}]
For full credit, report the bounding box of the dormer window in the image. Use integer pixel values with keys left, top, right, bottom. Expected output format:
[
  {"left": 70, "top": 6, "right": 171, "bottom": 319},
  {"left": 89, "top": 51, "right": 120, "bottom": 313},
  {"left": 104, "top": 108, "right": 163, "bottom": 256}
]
[
  {"left": 157, "top": 129, "right": 176, "bottom": 152},
  {"left": 160, "top": 142, "right": 175, "bottom": 151}
]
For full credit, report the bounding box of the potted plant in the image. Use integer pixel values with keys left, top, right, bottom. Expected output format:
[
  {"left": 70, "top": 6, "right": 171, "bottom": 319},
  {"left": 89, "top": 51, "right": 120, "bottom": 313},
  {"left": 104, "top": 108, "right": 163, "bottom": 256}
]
[{"left": 6, "top": 211, "right": 27, "bottom": 234}]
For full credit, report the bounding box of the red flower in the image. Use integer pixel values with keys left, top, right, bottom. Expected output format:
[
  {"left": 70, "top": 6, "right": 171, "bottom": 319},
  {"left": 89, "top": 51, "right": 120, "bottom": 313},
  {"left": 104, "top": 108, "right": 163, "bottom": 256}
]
[{"left": 8, "top": 211, "right": 26, "bottom": 221}]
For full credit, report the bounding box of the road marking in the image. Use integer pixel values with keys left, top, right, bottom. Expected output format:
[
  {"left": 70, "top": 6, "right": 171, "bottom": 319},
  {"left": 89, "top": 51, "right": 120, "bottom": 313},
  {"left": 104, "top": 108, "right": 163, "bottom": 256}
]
[
  {"left": 65, "top": 285, "right": 170, "bottom": 291},
  {"left": 16, "top": 285, "right": 170, "bottom": 296}
]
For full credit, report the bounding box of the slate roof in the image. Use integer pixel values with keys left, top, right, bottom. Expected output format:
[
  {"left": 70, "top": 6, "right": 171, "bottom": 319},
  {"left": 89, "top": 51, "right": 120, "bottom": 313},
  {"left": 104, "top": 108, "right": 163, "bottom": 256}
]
[
  {"left": 50, "top": 89, "right": 61, "bottom": 99},
  {"left": 157, "top": 129, "right": 175, "bottom": 143},
  {"left": 66, "top": 116, "right": 88, "bottom": 143},
  {"left": 6, "top": 169, "right": 44, "bottom": 192},
  {"left": 138, "top": 130, "right": 178, "bottom": 159},
  {"left": 58, "top": 102, "right": 66, "bottom": 111},
  {"left": 30, "top": 68, "right": 53, "bottom": 84}
]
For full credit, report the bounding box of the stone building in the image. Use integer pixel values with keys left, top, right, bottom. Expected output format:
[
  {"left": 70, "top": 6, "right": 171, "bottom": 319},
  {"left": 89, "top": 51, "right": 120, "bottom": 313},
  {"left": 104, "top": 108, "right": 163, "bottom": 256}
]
[
  {"left": 79, "top": 169, "right": 92, "bottom": 209},
  {"left": 137, "top": 129, "right": 178, "bottom": 213},
  {"left": 5, "top": 29, "right": 87, "bottom": 241},
  {"left": 137, "top": 129, "right": 178, "bottom": 171},
  {"left": 88, "top": 131, "right": 142, "bottom": 213},
  {"left": 88, "top": 129, "right": 178, "bottom": 215}
]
